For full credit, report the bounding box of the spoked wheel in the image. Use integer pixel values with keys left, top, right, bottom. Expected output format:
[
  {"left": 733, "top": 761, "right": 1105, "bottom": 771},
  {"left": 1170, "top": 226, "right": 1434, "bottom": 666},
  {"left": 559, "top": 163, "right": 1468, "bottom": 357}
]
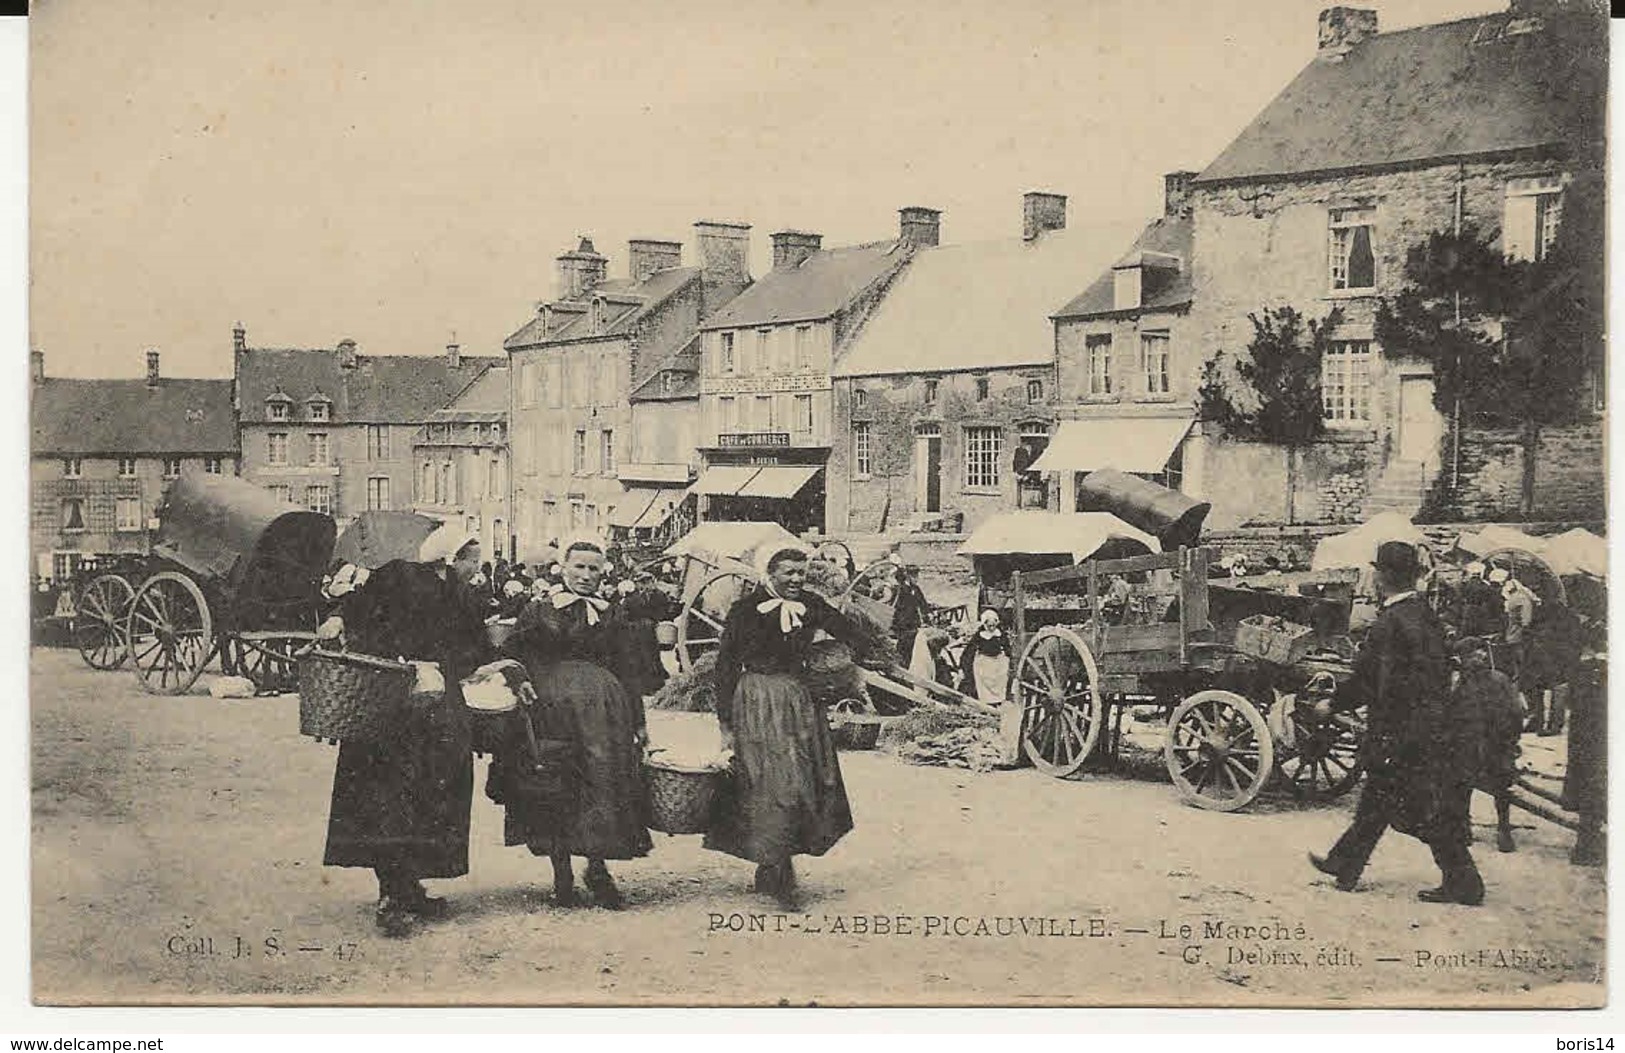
[
  {"left": 126, "top": 572, "right": 215, "bottom": 695},
  {"left": 1277, "top": 702, "right": 1366, "bottom": 801},
  {"left": 676, "top": 568, "right": 758, "bottom": 672},
  {"left": 1015, "top": 626, "right": 1105, "bottom": 777},
  {"left": 223, "top": 632, "right": 315, "bottom": 695},
  {"left": 73, "top": 574, "right": 134, "bottom": 670},
  {"left": 1165, "top": 689, "right": 1275, "bottom": 812}
]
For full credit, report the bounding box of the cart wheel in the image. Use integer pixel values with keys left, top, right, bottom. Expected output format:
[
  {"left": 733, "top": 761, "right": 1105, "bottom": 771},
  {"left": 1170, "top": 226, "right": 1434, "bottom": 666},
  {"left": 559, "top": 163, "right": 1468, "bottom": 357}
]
[
  {"left": 676, "top": 568, "right": 757, "bottom": 672},
  {"left": 1165, "top": 689, "right": 1275, "bottom": 812},
  {"left": 1015, "top": 626, "right": 1105, "bottom": 778},
  {"left": 225, "top": 634, "right": 311, "bottom": 695},
  {"left": 74, "top": 574, "right": 134, "bottom": 670},
  {"left": 127, "top": 572, "right": 215, "bottom": 695},
  {"left": 1277, "top": 702, "right": 1366, "bottom": 801}
]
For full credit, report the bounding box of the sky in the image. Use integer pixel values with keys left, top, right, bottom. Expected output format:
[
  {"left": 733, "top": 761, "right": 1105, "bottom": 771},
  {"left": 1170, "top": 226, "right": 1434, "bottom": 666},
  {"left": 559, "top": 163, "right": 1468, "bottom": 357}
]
[{"left": 29, "top": 0, "right": 1506, "bottom": 380}]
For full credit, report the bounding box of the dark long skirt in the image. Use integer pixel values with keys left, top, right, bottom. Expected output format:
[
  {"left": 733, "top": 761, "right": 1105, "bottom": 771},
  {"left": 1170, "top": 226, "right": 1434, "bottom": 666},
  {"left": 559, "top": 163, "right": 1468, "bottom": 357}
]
[
  {"left": 705, "top": 672, "right": 853, "bottom": 865},
  {"left": 324, "top": 700, "right": 473, "bottom": 879},
  {"left": 501, "top": 659, "right": 651, "bottom": 860}
]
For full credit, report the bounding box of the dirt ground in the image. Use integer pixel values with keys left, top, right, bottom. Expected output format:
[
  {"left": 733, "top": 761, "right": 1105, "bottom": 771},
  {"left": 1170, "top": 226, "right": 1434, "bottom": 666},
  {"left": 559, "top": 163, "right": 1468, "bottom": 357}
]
[{"left": 31, "top": 647, "right": 1604, "bottom": 1008}]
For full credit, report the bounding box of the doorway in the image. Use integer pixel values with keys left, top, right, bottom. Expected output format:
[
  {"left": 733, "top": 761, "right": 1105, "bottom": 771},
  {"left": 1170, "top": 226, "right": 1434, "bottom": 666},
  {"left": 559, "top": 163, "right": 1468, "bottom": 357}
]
[
  {"left": 1397, "top": 376, "right": 1440, "bottom": 464},
  {"left": 915, "top": 424, "right": 942, "bottom": 514}
]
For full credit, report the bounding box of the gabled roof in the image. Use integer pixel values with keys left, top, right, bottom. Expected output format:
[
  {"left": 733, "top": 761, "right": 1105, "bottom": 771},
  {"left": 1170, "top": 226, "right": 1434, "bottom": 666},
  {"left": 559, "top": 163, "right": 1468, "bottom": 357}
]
[
  {"left": 1053, "top": 216, "right": 1195, "bottom": 320},
  {"left": 700, "top": 241, "right": 908, "bottom": 331},
  {"left": 629, "top": 335, "right": 702, "bottom": 403},
  {"left": 32, "top": 378, "right": 236, "bottom": 456},
  {"left": 503, "top": 267, "right": 701, "bottom": 350},
  {"left": 831, "top": 221, "right": 1143, "bottom": 378},
  {"left": 235, "top": 347, "right": 502, "bottom": 425},
  {"left": 429, "top": 364, "right": 510, "bottom": 422},
  {"left": 1195, "top": 8, "right": 1606, "bottom": 186}
]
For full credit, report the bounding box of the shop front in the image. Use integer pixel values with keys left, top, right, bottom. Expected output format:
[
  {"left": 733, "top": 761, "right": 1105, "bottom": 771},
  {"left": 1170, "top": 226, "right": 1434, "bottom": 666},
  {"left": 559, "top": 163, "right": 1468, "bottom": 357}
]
[{"left": 695, "top": 432, "right": 828, "bottom": 536}]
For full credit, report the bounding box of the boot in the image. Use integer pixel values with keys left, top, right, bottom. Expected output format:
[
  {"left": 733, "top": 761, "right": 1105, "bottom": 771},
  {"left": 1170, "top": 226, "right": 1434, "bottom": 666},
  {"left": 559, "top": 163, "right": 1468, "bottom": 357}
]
[
  {"left": 1308, "top": 852, "right": 1359, "bottom": 892},
  {"left": 374, "top": 897, "right": 416, "bottom": 938},
  {"left": 773, "top": 861, "right": 801, "bottom": 912},
  {"left": 552, "top": 852, "right": 579, "bottom": 908},
  {"left": 584, "top": 860, "right": 624, "bottom": 911},
  {"left": 398, "top": 880, "right": 449, "bottom": 920},
  {"left": 1418, "top": 867, "right": 1485, "bottom": 906}
]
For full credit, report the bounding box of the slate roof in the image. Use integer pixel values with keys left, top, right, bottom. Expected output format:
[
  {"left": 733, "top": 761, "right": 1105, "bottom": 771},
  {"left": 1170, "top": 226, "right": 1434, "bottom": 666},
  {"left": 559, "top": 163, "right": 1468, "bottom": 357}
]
[
  {"left": 235, "top": 347, "right": 502, "bottom": 425},
  {"left": 831, "top": 221, "right": 1143, "bottom": 378},
  {"left": 1195, "top": 8, "right": 1607, "bottom": 186},
  {"left": 503, "top": 267, "right": 702, "bottom": 351},
  {"left": 629, "top": 335, "right": 702, "bottom": 403},
  {"left": 32, "top": 378, "right": 236, "bottom": 456},
  {"left": 429, "top": 364, "right": 510, "bottom": 422},
  {"left": 700, "top": 241, "right": 908, "bottom": 330},
  {"left": 1053, "top": 216, "right": 1195, "bottom": 320}
]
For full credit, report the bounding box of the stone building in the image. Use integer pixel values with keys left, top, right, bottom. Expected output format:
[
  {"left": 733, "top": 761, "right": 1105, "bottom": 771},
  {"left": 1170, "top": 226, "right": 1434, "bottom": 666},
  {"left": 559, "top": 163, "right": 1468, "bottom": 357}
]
[
  {"left": 1039, "top": 175, "right": 1201, "bottom": 514},
  {"left": 503, "top": 226, "right": 750, "bottom": 560},
  {"left": 235, "top": 326, "right": 500, "bottom": 527},
  {"left": 693, "top": 213, "right": 928, "bottom": 534},
  {"left": 410, "top": 362, "right": 512, "bottom": 561},
  {"left": 1180, "top": 1, "right": 1605, "bottom": 526},
  {"left": 826, "top": 195, "right": 1139, "bottom": 535},
  {"left": 30, "top": 349, "right": 237, "bottom": 582}
]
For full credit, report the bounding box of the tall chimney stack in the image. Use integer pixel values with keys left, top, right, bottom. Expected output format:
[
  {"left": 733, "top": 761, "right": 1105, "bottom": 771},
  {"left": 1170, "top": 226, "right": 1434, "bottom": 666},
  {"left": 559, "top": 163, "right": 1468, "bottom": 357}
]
[
  {"left": 556, "top": 237, "right": 609, "bottom": 302},
  {"left": 232, "top": 322, "right": 247, "bottom": 354},
  {"left": 30, "top": 349, "right": 43, "bottom": 384},
  {"left": 1318, "top": 7, "right": 1378, "bottom": 56},
  {"left": 1023, "top": 192, "right": 1067, "bottom": 241},
  {"left": 770, "top": 231, "right": 823, "bottom": 271},
  {"left": 899, "top": 207, "right": 942, "bottom": 249},
  {"left": 145, "top": 349, "right": 161, "bottom": 386},
  {"left": 1164, "top": 171, "right": 1196, "bottom": 218},
  {"left": 628, "top": 239, "right": 683, "bottom": 282},
  {"left": 695, "top": 221, "right": 752, "bottom": 286},
  {"left": 337, "top": 338, "right": 358, "bottom": 369}
]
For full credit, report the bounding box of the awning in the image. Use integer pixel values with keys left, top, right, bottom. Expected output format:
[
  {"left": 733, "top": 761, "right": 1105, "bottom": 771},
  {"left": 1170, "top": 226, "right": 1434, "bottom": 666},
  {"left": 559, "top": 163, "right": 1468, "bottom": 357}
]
[
  {"left": 1029, "top": 416, "right": 1194, "bottom": 474},
  {"left": 736, "top": 465, "right": 820, "bottom": 500},
  {"left": 617, "top": 462, "right": 693, "bottom": 486},
  {"left": 609, "top": 486, "right": 686, "bottom": 530},
  {"left": 690, "top": 466, "right": 760, "bottom": 497},
  {"left": 958, "top": 511, "right": 1160, "bottom": 564}
]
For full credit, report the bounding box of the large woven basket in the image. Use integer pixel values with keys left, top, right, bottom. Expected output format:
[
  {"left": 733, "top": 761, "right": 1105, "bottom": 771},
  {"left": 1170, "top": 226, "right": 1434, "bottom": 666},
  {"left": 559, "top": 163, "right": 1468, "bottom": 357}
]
[
  {"left": 297, "top": 649, "right": 414, "bottom": 743},
  {"left": 830, "top": 713, "right": 884, "bottom": 751},
  {"left": 644, "top": 759, "right": 721, "bottom": 835},
  {"left": 803, "top": 639, "right": 864, "bottom": 706}
]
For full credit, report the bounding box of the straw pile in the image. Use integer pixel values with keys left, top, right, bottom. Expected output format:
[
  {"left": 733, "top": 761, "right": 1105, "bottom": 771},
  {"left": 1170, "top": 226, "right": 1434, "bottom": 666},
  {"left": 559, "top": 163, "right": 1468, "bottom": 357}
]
[
  {"left": 647, "top": 653, "right": 719, "bottom": 713},
  {"left": 879, "top": 705, "right": 1003, "bottom": 772}
]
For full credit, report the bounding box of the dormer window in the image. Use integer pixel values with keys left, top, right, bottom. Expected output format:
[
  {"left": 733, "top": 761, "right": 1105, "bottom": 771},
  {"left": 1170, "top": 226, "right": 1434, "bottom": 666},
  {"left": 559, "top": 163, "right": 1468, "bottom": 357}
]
[
  {"left": 267, "top": 398, "right": 291, "bottom": 422},
  {"left": 590, "top": 298, "right": 606, "bottom": 334},
  {"left": 1113, "top": 267, "right": 1142, "bottom": 312},
  {"left": 491, "top": 423, "right": 504, "bottom": 444},
  {"left": 662, "top": 372, "right": 678, "bottom": 396},
  {"left": 307, "top": 400, "right": 330, "bottom": 423}
]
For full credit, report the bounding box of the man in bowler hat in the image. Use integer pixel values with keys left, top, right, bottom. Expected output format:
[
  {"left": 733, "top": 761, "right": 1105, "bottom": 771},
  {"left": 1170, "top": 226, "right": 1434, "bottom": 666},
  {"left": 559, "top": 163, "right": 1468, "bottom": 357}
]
[{"left": 1310, "top": 540, "right": 1485, "bottom": 905}]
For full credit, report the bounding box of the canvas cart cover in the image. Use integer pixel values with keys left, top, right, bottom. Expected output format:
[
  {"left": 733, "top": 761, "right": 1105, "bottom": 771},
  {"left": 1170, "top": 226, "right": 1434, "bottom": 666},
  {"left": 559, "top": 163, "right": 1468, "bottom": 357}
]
[
  {"left": 1541, "top": 528, "right": 1608, "bottom": 579},
  {"left": 957, "top": 511, "right": 1159, "bottom": 564},
  {"left": 1074, "top": 469, "right": 1211, "bottom": 549},
  {"left": 1310, "top": 511, "right": 1428, "bottom": 572},
  {"left": 333, "top": 511, "right": 441, "bottom": 570},
  {"left": 152, "top": 472, "right": 336, "bottom": 592},
  {"left": 1456, "top": 524, "right": 1549, "bottom": 560},
  {"left": 664, "top": 521, "right": 801, "bottom": 568}
]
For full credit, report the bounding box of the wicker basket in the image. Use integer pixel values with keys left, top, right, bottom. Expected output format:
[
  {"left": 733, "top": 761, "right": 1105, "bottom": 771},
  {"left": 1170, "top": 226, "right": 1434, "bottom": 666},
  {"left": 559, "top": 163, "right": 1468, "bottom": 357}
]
[
  {"left": 644, "top": 759, "right": 722, "bottom": 835},
  {"left": 830, "top": 713, "right": 885, "bottom": 751},
  {"left": 297, "top": 649, "right": 414, "bottom": 743},
  {"left": 485, "top": 618, "right": 517, "bottom": 650},
  {"left": 803, "top": 639, "right": 864, "bottom": 706}
]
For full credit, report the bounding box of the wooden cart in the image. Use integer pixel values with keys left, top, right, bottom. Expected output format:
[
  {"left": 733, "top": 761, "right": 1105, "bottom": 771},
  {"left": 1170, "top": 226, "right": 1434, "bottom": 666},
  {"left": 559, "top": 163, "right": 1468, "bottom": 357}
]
[{"left": 1000, "top": 547, "right": 1364, "bottom": 811}]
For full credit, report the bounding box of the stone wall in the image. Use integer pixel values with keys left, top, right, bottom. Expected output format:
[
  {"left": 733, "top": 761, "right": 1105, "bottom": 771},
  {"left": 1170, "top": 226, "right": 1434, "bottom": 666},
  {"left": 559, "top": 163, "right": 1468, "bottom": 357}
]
[
  {"left": 1423, "top": 419, "right": 1606, "bottom": 522},
  {"left": 1189, "top": 429, "right": 1374, "bottom": 528}
]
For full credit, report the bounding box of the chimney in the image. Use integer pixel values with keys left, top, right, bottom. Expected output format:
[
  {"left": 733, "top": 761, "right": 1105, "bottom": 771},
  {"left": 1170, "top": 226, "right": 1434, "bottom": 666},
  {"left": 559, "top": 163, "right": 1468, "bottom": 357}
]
[
  {"left": 770, "top": 231, "right": 823, "bottom": 271},
  {"left": 232, "top": 322, "right": 246, "bottom": 354},
  {"left": 337, "top": 338, "right": 358, "bottom": 369},
  {"left": 145, "top": 349, "right": 161, "bottom": 386},
  {"left": 1164, "top": 171, "right": 1196, "bottom": 218},
  {"left": 447, "top": 342, "right": 462, "bottom": 369},
  {"left": 30, "top": 349, "right": 43, "bottom": 384},
  {"left": 628, "top": 239, "right": 683, "bottom": 282},
  {"left": 556, "top": 236, "right": 609, "bottom": 301},
  {"left": 899, "top": 207, "right": 941, "bottom": 249},
  {"left": 1318, "top": 7, "right": 1378, "bottom": 55},
  {"left": 695, "top": 220, "right": 752, "bottom": 286},
  {"left": 1023, "top": 192, "right": 1067, "bottom": 240}
]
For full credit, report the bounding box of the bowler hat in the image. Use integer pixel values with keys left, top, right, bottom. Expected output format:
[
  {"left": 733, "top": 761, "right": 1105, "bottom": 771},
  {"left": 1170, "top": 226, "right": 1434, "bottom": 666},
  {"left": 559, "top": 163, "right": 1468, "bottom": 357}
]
[{"left": 1372, "top": 540, "right": 1423, "bottom": 583}]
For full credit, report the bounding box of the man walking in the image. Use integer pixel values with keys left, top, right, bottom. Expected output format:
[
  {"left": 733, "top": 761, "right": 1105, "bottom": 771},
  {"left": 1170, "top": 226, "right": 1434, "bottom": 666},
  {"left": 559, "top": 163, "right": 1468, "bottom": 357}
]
[{"left": 1310, "top": 541, "right": 1485, "bottom": 906}]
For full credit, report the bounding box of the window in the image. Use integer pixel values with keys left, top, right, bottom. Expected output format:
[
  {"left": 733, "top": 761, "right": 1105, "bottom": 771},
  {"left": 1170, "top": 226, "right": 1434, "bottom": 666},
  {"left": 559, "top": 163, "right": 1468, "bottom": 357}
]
[
  {"left": 542, "top": 501, "right": 557, "bottom": 536},
  {"left": 974, "top": 377, "right": 990, "bottom": 401},
  {"left": 569, "top": 500, "right": 583, "bottom": 532},
  {"left": 571, "top": 356, "right": 590, "bottom": 407},
  {"left": 419, "top": 461, "right": 434, "bottom": 501},
  {"left": 1504, "top": 175, "right": 1564, "bottom": 262},
  {"left": 753, "top": 395, "right": 773, "bottom": 430},
  {"left": 307, "top": 432, "right": 330, "bottom": 467},
  {"left": 268, "top": 400, "right": 289, "bottom": 421},
  {"left": 204, "top": 458, "right": 223, "bottom": 475},
  {"left": 304, "top": 485, "right": 332, "bottom": 515},
  {"left": 719, "top": 396, "right": 738, "bottom": 435},
  {"left": 1328, "top": 206, "right": 1376, "bottom": 291},
  {"left": 366, "top": 476, "right": 391, "bottom": 511},
  {"left": 1016, "top": 421, "right": 1051, "bottom": 474},
  {"left": 1321, "top": 341, "right": 1374, "bottom": 424},
  {"left": 366, "top": 425, "right": 390, "bottom": 461},
  {"left": 755, "top": 329, "right": 771, "bottom": 373},
  {"left": 467, "top": 514, "right": 482, "bottom": 536},
  {"left": 923, "top": 378, "right": 938, "bottom": 406},
  {"left": 853, "top": 389, "right": 867, "bottom": 412},
  {"left": 269, "top": 484, "right": 292, "bottom": 504},
  {"left": 795, "top": 325, "right": 812, "bottom": 369},
  {"left": 720, "top": 332, "right": 735, "bottom": 374},
  {"left": 1140, "top": 332, "right": 1171, "bottom": 395},
  {"left": 853, "top": 422, "right": 872, "bottom": 477},
  {"left": 584, "top": 504, "right": 598, "bottom": 532},
  {"left": 545, "top": 359, "right": 563, "bottom": 408},
  {"left": 308, "top": 401, "right": 330, "bottom": 422},
  {"left": 492, "top": 423, "right": 504, "bottom": 445},
  {"left": 601, "top": 429, "right": 615, "bottom": 475},
  {"left": 964, "top": 426, "right": 1003, "bottom": 489},
  {"left": 61, "top": 498, "right": 85, "bottom": 531},
  {"left": 268, "top": 432, "right": 289, "bottom": 466},
  {"left": 115, "top": 498, "right": 142, "bottom": 532},
  {"left": 793, "top": 394, "right": 814, "bottom": 435},
  {"left": 53, "top": 553, "right": 84, "bottom": 581},
  {"left": 520, "top": 362, "right": 538, "bottom": 408},
  {"left": 117, "top": 457, "right": 137, "bottom": 478},
  {"left": 487, "top": 458, "right": 502, "bottom": 498},
  {"left": 62, "top": 458, "right": 82, "bottom": 479},
  {"left": 661, "top": 372, "right": 679, "bottom": 396},
  {"left": 162, "top": 458, "right": 182, "bottom": 479},
  {"left": 590, "top": 299, "right": 605, "bottom": 334},
  {"left": 573, "top": 430, "right": 587, "bottom": 475},
  {"left": 1027, "top": 379, "right": 1044, "bottom": 404},
  {"left": 1086, "top": 334, "right": 1114, "bottom": 395}
]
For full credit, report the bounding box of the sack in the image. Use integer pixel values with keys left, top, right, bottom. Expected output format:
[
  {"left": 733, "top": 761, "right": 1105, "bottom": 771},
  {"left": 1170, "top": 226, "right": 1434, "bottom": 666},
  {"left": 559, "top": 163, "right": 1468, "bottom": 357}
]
[
  {"left": 408, "top": 661, "right": 446, "bottom": 709},
  {"left": 1266, "top": 692, "right": 1298, "bottom": 753}
]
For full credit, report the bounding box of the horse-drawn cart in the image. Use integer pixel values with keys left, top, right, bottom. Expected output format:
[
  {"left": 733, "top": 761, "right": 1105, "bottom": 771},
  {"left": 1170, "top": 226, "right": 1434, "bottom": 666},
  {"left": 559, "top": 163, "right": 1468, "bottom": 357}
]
[{"left": 69, "top": 472, "right": 336, "bottom": 695}]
